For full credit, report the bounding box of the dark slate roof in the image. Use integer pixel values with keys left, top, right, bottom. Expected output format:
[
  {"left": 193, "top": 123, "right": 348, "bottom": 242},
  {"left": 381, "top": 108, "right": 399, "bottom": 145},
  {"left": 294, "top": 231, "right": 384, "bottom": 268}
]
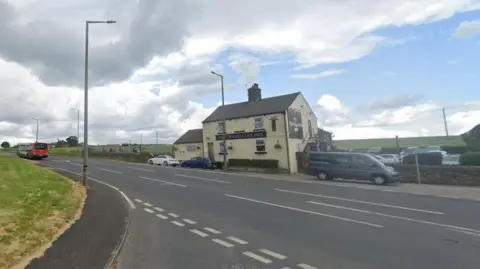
[
  {"left": 202, "top": 92, "right": 301, "bottom": 123},
  {"left": 173, "top": 129, "right": 203, "bottom": 144}
]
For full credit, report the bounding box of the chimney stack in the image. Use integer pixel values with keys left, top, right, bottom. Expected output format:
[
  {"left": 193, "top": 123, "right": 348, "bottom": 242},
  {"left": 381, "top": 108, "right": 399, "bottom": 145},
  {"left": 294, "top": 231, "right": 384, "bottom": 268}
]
[{"left": 247, "top": 83, "right": 262, "bottom": 102}]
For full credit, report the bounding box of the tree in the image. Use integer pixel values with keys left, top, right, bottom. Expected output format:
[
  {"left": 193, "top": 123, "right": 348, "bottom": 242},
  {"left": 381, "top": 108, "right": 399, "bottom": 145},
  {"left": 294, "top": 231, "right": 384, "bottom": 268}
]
[
  {"left": 66, "top": 136, "right": 79, "bottom": 147},
  {"left": 1, "top": 141, "right": 10, "bottom": 149},
  {"left": 55, "top": 139, "right": 68, "bottom": 147},
  {"left": 462, "top": 124, "right": 480, "bottom": 151}
]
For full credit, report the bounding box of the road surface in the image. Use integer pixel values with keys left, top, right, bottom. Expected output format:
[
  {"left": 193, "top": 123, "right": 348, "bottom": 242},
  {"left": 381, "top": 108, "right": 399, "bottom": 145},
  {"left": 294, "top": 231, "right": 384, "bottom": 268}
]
[{"left": 43, "top": 156, "right": 480, "bottom": 269}]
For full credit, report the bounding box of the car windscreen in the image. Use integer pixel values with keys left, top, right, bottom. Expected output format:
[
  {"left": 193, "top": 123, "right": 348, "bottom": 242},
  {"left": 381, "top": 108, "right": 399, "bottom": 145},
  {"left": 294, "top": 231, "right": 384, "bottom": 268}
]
[{"left": 34, "top": 143, "right": 48, "bottom": 150}]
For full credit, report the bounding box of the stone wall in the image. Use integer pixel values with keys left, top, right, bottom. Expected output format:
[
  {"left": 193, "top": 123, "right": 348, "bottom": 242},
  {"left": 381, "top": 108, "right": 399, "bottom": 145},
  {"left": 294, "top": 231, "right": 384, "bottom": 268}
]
[{"left": 390, "top": 164, "right": 480, "bottom": 186}]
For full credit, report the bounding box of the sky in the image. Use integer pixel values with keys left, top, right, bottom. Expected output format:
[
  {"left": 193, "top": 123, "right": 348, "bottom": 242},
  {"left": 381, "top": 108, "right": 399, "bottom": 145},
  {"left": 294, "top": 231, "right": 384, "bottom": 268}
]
[{"left": 0, "top": 0, "right": 480, "bottom": 145}]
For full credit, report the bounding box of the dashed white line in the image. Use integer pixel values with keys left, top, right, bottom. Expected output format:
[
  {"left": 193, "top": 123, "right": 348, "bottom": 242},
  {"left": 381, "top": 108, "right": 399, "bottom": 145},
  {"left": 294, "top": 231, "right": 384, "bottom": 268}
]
[
  {"left": 212, "top": 238, "right": 235, "bottom": 248},
  {"left": 276, "top": 189, "right": 444, "bottom": 215},
  {"left": 128, "top": 166, "right": 154, "bottom": 172},
  {"left": 119, "top": 191, "right": 136, "bottom": 209},
  {"left": 174, "top": 173, "right": 231, "bottom": 184},
  {"left": 297, "top": 263, "right": 318, "bottom": 269},
  {"left": 154, "top": 207, "right": 164, "bottom": 212},
  {"left": 225, "top": 194, "right": 382, "bottom": 228},
  {"left": 168, "top": 213, "right": 179, "bottom": 218},
  {"left": 242, "top": 251, "right": 272, "bottom": 264},
  {"left": 171, "top": 221, "right": 185, "bottom": 227},
  {"left": 98, "top": 168, "right": 122, "bottom": 174},
  {"left": 143, "top": 208, "right": 154, "bottom": 213},
  {"left": 259, "top": 249, "right": 287, "bottom": 260},
  {"left": 279, "top": 267, "right": 291, "bottom": 269},
  {"left": 183, "top": 219, "right": 196, "bottom": 224},
  {"left": 156, "top": 214, "right": 168, "bottom": 219},
  {"left": 204, "top": 227, "right": 222, "bottom": 234},
  {"left": 143, "top": 202, "right": 152, "bottom": 207},
  {"left": 139, "top": 176, "right": 187, "bottom": 187},
  {"left": 226, "top": 236, "right": 248, "bottom": 245},
  {"left": 190, "top": 229, "right": 209, "bottom": 237},
  {"left": 134, "top": 199, "right": 143, "bottom": 203}
]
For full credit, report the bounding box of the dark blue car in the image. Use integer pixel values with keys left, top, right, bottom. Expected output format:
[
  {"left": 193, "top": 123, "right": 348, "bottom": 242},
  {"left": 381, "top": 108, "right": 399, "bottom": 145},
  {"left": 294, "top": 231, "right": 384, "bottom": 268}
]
[{"left": 180, "top": 157, "right": 214, "bottom": 169}]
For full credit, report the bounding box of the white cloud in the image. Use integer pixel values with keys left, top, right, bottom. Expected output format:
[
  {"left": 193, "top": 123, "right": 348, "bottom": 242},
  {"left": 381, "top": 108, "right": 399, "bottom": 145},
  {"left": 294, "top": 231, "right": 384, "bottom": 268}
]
[
  {"left": 453, "top": 20, "right": 480, "bottom": 38},
  {"left": 291, "top": 69, "right": 345, "bottom": 79}
]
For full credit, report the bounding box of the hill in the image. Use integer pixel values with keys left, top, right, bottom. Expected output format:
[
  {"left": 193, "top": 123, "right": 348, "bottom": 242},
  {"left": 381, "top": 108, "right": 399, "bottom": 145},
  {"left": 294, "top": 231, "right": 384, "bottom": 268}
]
[{"left": 333, "top": 135, "right": 465, "bottom": 149}]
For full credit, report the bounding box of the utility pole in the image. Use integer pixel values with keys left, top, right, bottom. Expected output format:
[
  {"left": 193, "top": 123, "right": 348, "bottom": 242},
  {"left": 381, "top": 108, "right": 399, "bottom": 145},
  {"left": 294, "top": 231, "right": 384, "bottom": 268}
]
[
  {"left": 211, "top": 71, "right": 227, "bottom": 172},
  {"left": 32, "top": 118, "right": 39, "bottom": 142},
  {"left": 442, "top": 108, "right": 449, "bottom": 137},
  {"left": 140, "top": 133, "right": 143, "bottom": 153},
  {"left": 156, "top": 131, "right": 158, "bottom": 144}
]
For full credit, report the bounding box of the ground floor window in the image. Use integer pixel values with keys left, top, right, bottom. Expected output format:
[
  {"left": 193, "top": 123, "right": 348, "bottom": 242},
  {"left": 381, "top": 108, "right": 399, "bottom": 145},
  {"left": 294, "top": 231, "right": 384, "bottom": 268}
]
[{"left": 256, "top": 139, "right": 266, "bottom": 152}]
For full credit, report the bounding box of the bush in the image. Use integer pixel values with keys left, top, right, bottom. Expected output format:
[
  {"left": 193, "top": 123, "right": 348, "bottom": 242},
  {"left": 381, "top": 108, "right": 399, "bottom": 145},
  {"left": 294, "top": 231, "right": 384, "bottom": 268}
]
[
  {"left": 459, "top": 152, "right": 480, "bottom": 166},
  {"left": 228, "top": 158, "right": 279, "bottom": 168},
  {"left": 402, "top": 152, "right": 443, "bottom": 165}
]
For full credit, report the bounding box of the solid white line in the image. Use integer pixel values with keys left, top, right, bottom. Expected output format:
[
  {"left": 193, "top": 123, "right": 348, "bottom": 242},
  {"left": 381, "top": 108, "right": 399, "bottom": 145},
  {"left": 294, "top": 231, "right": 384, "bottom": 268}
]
[
  {"left": 279, "top": 267, "right": 291, "bottom": 269},
  {"left": 154, "top": 207, "right": 164, "bottom": 212},
  {"left": 276, "top": 189, "right": 444, "bottom": 215},
  {"left": 297, "top": 263, "right": 318, "bottom": 269},
  {"left": 259, "top": 249, "right": 287, "bottom": 260},
  {"left": 119, "top": 191, "right": 136, "bottom": 209},
  {"left": 174, "top": 173, "right": 231, "bottom": 184},
  {"left": 204, "top": 227, "right": 222, "bottom": 234},
  {"left": 144, "top": 208, "right": 154, "bottom": 213},
  {"left": 171, "top": 221, "right": 185, "bottom": 227},
  {"left": 98, "top": 168, "right": 122, "bottom": 174},
  {"left": 168, "top": 213, "right": 179, "bottom": 218},
  {"left": 183, "top": 219, "right": 196, "bottom": 224},
  {"left": 449, "top": 228, "right": 480, "bottom": 237},
  {"left": 212, "top": 238, "right": 234, "bottom": 248},
  {"left": 307, "top": 201, "right": 480, "bottom": 233},
  {"left": 156, "top": 214, "right": 168, "bottom": 219},
  {"left": 139, "top": 176, "right": 187, "bottom": 187},
  {"left": 128, "top": 166, "right": 154, "bottom": 172},
  {"left": 134, "top": 199, "right": 143, "bottom": 203},
  {"left": 143, "top": 202, "right": 152, "bottom": 207},
  {"left": 226, "top": 236, "right": 248, "bottom": 245},
  {"left": 190, "top": 229, "right": 209, "bottom": 237},
  {"left": 225, "top": 194, "right": 382, "bottom": 228},
  {"left": 242, "top": 251, "right": 272, "bottom": 264}
]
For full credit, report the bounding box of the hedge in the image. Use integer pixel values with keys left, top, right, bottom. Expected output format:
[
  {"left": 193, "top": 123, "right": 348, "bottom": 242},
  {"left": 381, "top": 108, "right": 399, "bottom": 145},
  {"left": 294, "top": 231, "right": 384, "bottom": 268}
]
[
  {"left": 459, "top": 152, "right": 480, "bottom": 166},
  {"left": 228, "top": 158, "right": 279, "bottom": 168},
  {"left": 402, "top": 152, "right": 443, "bottom": 165}
]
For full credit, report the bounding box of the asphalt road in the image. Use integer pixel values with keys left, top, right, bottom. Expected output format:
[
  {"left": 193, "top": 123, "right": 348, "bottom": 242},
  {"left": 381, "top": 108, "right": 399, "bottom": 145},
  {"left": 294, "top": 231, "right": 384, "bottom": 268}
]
[{"left": 42, "top": 156, "right": 480, "bottom": 269}]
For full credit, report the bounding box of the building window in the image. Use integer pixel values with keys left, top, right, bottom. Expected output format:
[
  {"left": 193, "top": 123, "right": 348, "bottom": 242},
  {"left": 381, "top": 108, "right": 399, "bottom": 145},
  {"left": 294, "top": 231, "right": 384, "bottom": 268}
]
[
  {"left": 254, "top": 117, "right": 264, "bottom": 129},
  {"left": 220, "top": 142, "right": 225, "bottom": 153},
  {"left": 271, "top": 119, "right": 277, "bottom": 132},
  {"left": 217, "top": 122, "right": 225, "bottom": 133},
  {"left": 256, "top": 140, "right": 266, "bottom": 152}
]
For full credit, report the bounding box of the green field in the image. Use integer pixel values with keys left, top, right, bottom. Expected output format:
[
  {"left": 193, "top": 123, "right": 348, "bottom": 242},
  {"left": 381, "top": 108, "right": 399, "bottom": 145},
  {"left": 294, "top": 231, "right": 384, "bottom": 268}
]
[
  {"left": 334, "top": 135, "right": 466, "bottom": 149},
  {"left": 0, "top": 156, "right": 85, "bottom": 268}
]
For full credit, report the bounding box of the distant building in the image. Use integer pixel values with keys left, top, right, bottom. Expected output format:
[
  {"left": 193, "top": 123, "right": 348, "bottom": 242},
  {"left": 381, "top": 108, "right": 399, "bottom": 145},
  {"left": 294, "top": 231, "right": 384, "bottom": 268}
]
[{"left": 173, "top": 129, "right": 203, "bottom": 161}]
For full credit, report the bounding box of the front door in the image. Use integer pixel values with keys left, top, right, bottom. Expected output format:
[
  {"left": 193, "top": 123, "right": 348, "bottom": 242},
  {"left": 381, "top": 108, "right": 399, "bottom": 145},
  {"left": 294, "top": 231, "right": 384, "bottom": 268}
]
[{"left": 207, "top": 142, "right": 214, "bottom": 162}]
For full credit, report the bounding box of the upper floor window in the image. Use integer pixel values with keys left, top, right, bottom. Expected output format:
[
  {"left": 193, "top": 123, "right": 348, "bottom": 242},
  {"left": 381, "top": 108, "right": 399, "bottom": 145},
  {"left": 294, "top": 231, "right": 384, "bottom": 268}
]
[
  {"left": 271, "top": 119, "right": 277, "bottom": 132},
  {"left": 217, "top": 122, "right": 225, "bottom": 133},
  {"left": 219, "top": 141, "right": 225, "bottom": 153},
  {"left": 254, "top": 117, "right": 264, "bottom": 129}
]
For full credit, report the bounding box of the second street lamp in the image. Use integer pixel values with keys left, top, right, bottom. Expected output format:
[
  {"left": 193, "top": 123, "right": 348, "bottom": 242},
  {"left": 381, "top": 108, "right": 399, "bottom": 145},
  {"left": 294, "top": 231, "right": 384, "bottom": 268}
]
[{"left": 210, "top": 71, "right": 227, "bottom": 172}]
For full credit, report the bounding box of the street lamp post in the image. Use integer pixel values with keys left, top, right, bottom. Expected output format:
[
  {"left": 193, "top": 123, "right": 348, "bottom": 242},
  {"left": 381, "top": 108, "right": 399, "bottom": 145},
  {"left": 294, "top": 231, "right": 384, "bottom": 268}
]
[
  {"left": 83, "top": 20, "right": 116, "bottom": 187},
  {"left": 71, "top": 108, "right": 80, "bottom": 143},
  {"left": 210, "top": 71, "right": 227, "bottom": 172},
  {"left": 32, "top": 118, "right": 39, "bottom": 142}
]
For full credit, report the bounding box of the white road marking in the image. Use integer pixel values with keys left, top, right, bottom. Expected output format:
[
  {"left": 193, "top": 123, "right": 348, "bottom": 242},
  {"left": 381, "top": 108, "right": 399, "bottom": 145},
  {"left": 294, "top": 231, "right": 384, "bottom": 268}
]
[
  {"left": 139, "top": 176, "right": 187, "bottom": 187},
  {"left": 154, "top": 207, "right": 164, "bottom": 212},
  {"left": 71, "top": 163, "right": 82, "bottom": 166},
  {"left": 279, "top": 267, "right": 291, "bottom": 269},
  {"left": 190, "top": 229, "right": 209, "bottom": 237},
  {"left": 143, "top": 202, "right": 152, "bottom": 207},
  {"left": 98, "top": 168, "right": 122, "bottom": 174},
  {"left": 134, "top": 199, "right": 143, "bottom": 203},
  {"left": 297, "top": 263, "right": 318, "bottom": 269},
  {"left": 119, "top": 191, "right": 136, "bottom": 209},
  {"left": 276, "top": 189, "right": 444, "bottom": 215},
  {"left": 242, "top": 251, "right": 272, "bottom": 264},
  {"left": 168, "top": 213, "right": 179, "bottom": 218},
  {"left": 171, "top": 221, "right": 185, "bottom": 227},
  {"left": 156, "top": 214, "right": 168, "bottom": 219},
  {"left": 449, "top": 228, "right": 480, "bottom": 237},
  {"left": 225, "top": 194, "right": 382, "bottom": 228},
  {"left": 144, "top": 208, "right": 154, "bottom": 213},
  {"left": 183, "top": 219, "right": 196, "bottom": 224},
  {"left": 226, "top": 236, "right": 248, "bottom": 245},
  {"left": 258, "top": 249, "right": 287, "bottom": 260},
  {"left": 174, "top": 173, "right": 231, "bottom": 184},
  {"left": 128, "top": 166, "right": 154, "bottom": 172},
  {"left": 204, "top": 227, "right": 222, "bottom": 234},
  {"left": 212, "top": 238, "right": 234, "bottom": 248},
  {"left": 307, "top": 201, "right": 480, "bottom": 233}
]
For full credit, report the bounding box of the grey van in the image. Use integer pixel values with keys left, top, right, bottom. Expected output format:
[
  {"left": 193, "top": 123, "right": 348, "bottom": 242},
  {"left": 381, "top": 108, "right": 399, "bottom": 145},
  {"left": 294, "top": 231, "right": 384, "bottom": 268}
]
[{"left": 306, "top": 152, "right": 399, "bottom": 185}]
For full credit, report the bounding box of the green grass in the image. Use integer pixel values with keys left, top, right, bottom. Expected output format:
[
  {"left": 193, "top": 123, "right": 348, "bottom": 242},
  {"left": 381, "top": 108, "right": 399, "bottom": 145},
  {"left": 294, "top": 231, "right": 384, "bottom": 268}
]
[
  {"left": 49, "top": 147, "right": 82, "bottom": 156},
  {"left": 334, "top": 135, "right": 466, "bottom": 149},
  {"left": 0, "top": 148, "right": 15, "bottom": 152},
  {"left": 0, "top": 156, "right": 85, "bottom": 268}
]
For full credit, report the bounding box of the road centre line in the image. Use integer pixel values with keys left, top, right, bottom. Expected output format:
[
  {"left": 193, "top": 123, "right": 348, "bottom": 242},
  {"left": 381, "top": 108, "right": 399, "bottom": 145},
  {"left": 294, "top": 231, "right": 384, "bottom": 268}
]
[
  {"left": 225, "top": 194, "right": 382, "bottom": 228},
  {"left": 226, "top": 236, "right": 248, "bottom": 245},
  {"left": 139, "top": 176, "right": 187, "bottom": 187},
  {"left": 134, "top": 199, "right": 143, "bottom": 203},
  {"left": 307, "top": 201, "right": 480, "bottom": 233},
  {"left": 242, "top": 251, "right": 272, "bottom": 264},
  {"left": 154, "top": 207, "right": 164, "bottom": 212},
  {"left": 212, "top": 238, "right": 234, "bottom": 248},
  {"left": 190, "top": 229, "right": 209, "bottom": 237},
  {"left": 297, "top": 263, "right": 318, "bottom": 269},
  {"left": 204, "top": 227, "right": 222, "bottom": 234},
  {"left": 128, "top": 166, "right": 154, "bottom": 172},
  {"left": 449, "top": 228, "right": 480, "bottom": 237},
  {"left": 156, "top": 214, "right": 168, "bottom": 219},
  {"left": 276, "top": 189, "right": 444, "bottom": 215},
  {"left": 98, "top": 168, "right": 122, "bottom": 174},
  {"left": 174, "top": 173, "right": 231, "bottom": 184},
  {"left": 259, "top": 249, "right": 287, "bottom": 260},
  {"left": 144, "top": 208, "right": 154, "bottom": 213},
  {"left": 168, "top": 213, "right": 179, "bottom": 218},
  {"left": 171, "top": 221, "right": 185, "bottom": 227},
  {"left": 143, "top": 202, "right": 152, "bottom": 207},
  {"left": 183, "top": 219, "right": 196, "bottom": 224}
]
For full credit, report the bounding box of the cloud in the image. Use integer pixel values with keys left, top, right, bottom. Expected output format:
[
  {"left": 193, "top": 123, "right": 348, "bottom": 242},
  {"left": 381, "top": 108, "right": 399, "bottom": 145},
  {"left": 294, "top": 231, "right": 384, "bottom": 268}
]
[
  {"left": 291, "top": 69, "right": 345, "bottom": 79},
  {"left": 453, "top": 20, "right": 480, "bottom": 38},
  {"left": 359, "top": 94, "right": 424, "bottom": 112}
]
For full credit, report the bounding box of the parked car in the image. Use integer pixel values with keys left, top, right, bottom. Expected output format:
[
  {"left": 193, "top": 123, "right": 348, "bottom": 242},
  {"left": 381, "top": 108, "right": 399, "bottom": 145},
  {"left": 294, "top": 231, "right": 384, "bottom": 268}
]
[
  {"left": 180, "top": 157, "right": 214, "bottom": 169},
  {"left": 442, "top": 154, "right": 460, "bottom": 165},
  {"left": 400, "top": 146, "right": 419, "bottom": 160},
  {"left": 367, "top": 147, "right": 382, "bottom": 154},
  {"left": 379, "top": 154, "right": 400, "bottom": 164},
  {"left": 148, "top": 155, "right": 180, "bottom": 166}
]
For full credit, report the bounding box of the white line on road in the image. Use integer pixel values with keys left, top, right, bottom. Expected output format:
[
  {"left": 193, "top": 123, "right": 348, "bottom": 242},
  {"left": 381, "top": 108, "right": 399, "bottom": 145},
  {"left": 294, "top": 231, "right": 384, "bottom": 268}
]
[
  {"left": 190, "top": 229, "right": 209, "bottom": 237},
  {"left": 144, "top": 208, "right": 154, "bottom": 213},
  {"left": 98, "top": 168, "right": 122, "bottom": 174},
  {"left": 119, "top": 191, "right": 136, "bottom": 209},
  {"left": 204, "top": 227, "right": 222, "bottom": 234},
  {"left": 276, "top": 189, "right": 444, "bottom": 215},
  {"left": 143, "top": 202, "right": 152, "bottom": 207},
  {"left": 307, "top": 201, "right": 480, "bottom": 233},
  {"left": 297, "top": 263, "right": 318, "bottom": 269},
  {"left": 71, "top": 163, "right": 82, "bottom": 166},
  {"left": 168, "top": 213, "right": 179, "bottom": 218},
  {"left": 242, "top": 251, "right": 272, "bottom": 264},
  {"left": 174, "top": 173, "right": 231, "bottom": 184},
  {"left": 171, "top": 221, "right": 185, "bottom": 227},
  {"left": 226, "top": 236, "right": 248, "bottom": 245},
  {"left": 139, "top": 176, "right": 187, "bottom": 187},
  {"left": 128, "top": 166, "right": 154, "bottom": 172},
  {"left": 449, "top": 228, "right": 480, "bottom": 237},
  {"left": 134, "top": 199, "right": 143, "bottom": 203},
  {"left": 225, "top": 194, "right": 382, "bottom": 228},
  {"left": 212, "top": 238, "right": 234, "bottom": 248},
  {"left": 183, "top": 219, "right": 196, "bottom": 224},
  {"left": 156, "top": 214, "right": 168, "bottom": 219},
  {"left": 258, "top": 249, "right": 287, "bottom": 260},
  {"left": 154, "top": 207, "right": 164, "bottom": 212}
]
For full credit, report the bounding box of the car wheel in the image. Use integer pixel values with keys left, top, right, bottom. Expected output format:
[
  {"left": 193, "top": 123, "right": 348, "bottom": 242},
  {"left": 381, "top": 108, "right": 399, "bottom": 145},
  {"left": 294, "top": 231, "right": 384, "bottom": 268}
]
[
  {"left": 371, "top": 175, "right": 387, "bottom": 185},
  {"left": 316, "top": 171, "right": 331, "bottom": 181},
  {"left": 163, "top": 161, "right": 168, "bottom": 166},
  {"left": 148, "top": 160, "right": 153, "bottom": 165}
]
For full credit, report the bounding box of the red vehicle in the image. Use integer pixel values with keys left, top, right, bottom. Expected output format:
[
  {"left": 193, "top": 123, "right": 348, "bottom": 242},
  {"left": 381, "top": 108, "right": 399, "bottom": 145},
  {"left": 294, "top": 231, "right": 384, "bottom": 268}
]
[{"left": 17, "top": 142, "right": 49, "bottom": 160}]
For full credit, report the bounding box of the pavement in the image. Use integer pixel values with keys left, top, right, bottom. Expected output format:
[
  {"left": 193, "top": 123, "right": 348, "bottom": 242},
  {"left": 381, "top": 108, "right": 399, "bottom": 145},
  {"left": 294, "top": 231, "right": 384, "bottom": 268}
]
[{"left": 42, "top": 156, "right": 480, "bottom": 269}]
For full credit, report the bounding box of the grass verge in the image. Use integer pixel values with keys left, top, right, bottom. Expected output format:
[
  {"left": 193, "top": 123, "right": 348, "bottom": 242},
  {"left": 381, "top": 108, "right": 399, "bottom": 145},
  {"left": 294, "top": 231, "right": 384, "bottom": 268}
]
[{"left": 0, "top": 156, "right": 86, "bottom": 269}]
